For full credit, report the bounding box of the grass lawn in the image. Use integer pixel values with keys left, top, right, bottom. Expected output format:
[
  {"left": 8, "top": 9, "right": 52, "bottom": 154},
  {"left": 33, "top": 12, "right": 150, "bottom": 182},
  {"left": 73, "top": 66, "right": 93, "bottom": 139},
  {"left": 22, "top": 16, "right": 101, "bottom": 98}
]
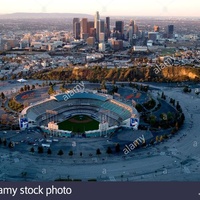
[{"left": 58, "top": 115, "right": 99, "bottom": 132}]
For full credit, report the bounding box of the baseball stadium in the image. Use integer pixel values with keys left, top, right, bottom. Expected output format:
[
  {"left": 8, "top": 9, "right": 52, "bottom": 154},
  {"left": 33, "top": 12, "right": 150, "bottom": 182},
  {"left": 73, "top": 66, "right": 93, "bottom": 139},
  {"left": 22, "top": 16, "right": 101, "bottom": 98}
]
[{"left": 19, "top": 90, "right": 140, "bottom": 138}]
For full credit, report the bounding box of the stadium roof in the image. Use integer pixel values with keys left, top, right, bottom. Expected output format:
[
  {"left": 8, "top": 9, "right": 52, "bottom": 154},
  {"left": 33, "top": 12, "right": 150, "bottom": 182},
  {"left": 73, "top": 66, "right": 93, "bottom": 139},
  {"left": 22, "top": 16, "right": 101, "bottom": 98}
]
[{"left": 54, "top": 92, "right": 108, "bottom": 102}]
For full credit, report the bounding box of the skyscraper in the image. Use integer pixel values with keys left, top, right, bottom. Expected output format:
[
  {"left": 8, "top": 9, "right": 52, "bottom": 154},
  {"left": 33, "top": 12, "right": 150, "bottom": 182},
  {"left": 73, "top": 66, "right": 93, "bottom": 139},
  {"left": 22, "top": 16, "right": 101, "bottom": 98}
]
[
  {"left": 73, "top": 18, "right": 80, "bottom": 35},
  {"left": 75, "top": 22, "right": 80, "bottom": 39},
  {"left": 94, "top": 11, "right": 100, "bottom": 41},
  {"left": 115, "top": 21, "right": 124, "bottom": 39},
  {"left": 129, "top": 20, "right": 135, "bottom": 45},
  {"left": 168, "top": 25, "right": 174, "bottom": 36},
  {"left": 106, "top": 17, "right": 110, "bottom": 38},
  {"left": 87, "top": 21, "right": 94, "bottom": 35},
  {"left": 116, "top": 21, "right": 124, "bottom": 34},
  {"left": 80, "top": 18, "right": 88, "bottom": 39},
  {"left": 99, "top": 20, "right": 105, "bottom": 33}
]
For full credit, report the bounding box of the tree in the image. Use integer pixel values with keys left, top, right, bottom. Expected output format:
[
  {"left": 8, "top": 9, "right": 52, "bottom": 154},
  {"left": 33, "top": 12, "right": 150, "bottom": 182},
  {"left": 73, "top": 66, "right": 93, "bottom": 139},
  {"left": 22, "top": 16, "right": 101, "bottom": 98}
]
[
  {"left": 101, "top": 80, "right": 106, "bottom": 89},
  {"left": 8, "top": 141, "right": 14, "bottom": 148},
  {"left": 20, "top": 87, "right": 24, "bottom": 93},
  {"left": 160, "top": 135, "right": 164, "bottom": 142},
  {"left": 38, "top": 146, "right": 44, "bottom": 154},
  {"left": 27, "top": 85, "right": 30, "bottom": 91},
  {"left": 106, "top": 147, "right": 112, "bottom": 154},
  {"left": 96, "top": 148, "right": 101, "bottom": 155},
  {"left": 1, "top": 92, "right": 5, "bottom": 100},
  {"left": 69, "top": 150, "right": 73, "bottom": 156},
  {"left": 58, "top": 150, "right": 64, "bottom": 156},
  {"left": 3, "top": 139, "right": 7, "bottom": 146},
  {"left": 47, "top": 148, "right": 52, "bottom": 155},
  {"left": 30, "top": 147, "right": 34, "bottom": 153},
  {"left": 24, "top": 85, "right": 27, "bottom": 91},
  {"left": 176, "top": 101, "right": 181, "bottom": 111},
  {"left": 149, "top": 115, "right": 156, "bottom": 126},
  {"left": 48, "top": 85, "right": 55, "bottom": 95},
  {"left": 31, "top": 85, "right": 35, "bottom": 90},
  {"left": 183, "top": 86, "right": 191, "bottom": 93},
  {"left": 80, "top": 152, "right": 83, "bottom": 157},
  {"left": 115, "top": 143, "right": 120, "bottom": 153},
  {"left": 49, "top": 81, "right": 53, "bottom": 86}
]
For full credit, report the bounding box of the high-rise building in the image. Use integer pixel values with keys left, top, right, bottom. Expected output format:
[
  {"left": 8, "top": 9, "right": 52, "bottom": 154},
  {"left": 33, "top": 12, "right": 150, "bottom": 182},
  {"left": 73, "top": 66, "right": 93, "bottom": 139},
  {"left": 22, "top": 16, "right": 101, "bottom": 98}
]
[
  {"left": 168, "top": 25, "right": 174, "bottom": 38},
  {"left": 75, "top": 22, "right": 80, "bottom": 39},
  {"left": 80, "top": 18, "right": 88, "bottom": 39},
  {"left": 87, "top": 21, "right": 94, "bottom": 35},
  {"left": 128, "top": 20, "right": 135, "bottom": 45},
  {"left": 99, "top": 33, "right": 105, "bottom": 43},
  {"left": 105, "top": 17, "right": 110, "bottom": 39},
  {"left": 94, "top": 11, "right": 100, "bottom": 41},
  {"left": 154, "top": 25, "right": 160, "bottom": 32},
  {"left": 100, "top": 20, "right": 105, "bottom": 33},
  {"left": 130, "top": 20, "right": 135, "bottom": 29},
  {"left": 73, "top": 18, "right": 80, "bottom": 35},
  {"left": 89, "top": 28, "right": 96, "bottom": 37},
  {"left": 116, "top": 21, "right": 124, "bottom": 35}
]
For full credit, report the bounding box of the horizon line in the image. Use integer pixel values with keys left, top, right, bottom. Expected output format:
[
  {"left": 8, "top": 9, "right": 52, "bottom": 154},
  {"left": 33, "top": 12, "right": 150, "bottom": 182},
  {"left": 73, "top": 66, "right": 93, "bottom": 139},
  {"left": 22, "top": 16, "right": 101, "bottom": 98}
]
[{"left": 0, "top": 12, "right": 200, "bottom": 18}]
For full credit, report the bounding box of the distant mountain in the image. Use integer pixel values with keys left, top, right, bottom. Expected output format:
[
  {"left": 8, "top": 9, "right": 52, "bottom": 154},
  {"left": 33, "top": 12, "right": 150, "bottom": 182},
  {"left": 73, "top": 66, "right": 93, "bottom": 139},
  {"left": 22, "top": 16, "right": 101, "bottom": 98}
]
[{"left": 0, "top": 12, "right": 92, "bottom": 19}]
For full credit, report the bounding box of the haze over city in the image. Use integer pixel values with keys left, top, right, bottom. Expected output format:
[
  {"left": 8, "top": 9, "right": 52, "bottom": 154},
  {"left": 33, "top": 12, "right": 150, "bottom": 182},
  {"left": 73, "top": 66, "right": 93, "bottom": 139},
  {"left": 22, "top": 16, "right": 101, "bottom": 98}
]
[{"left": 0, "top": 0, "right": 200, "bottom": 17}]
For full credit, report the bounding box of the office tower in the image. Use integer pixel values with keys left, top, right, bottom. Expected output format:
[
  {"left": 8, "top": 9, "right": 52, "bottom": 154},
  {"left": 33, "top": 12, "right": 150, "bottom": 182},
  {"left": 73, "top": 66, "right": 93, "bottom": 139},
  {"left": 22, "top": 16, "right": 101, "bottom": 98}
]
[
  {"left": 128, "top": 26, "right": 133, "bottom": 45},
  {"left": 80, "top": 18, "right": 88, "bottom": 39},
  {"left": 130, "top": 20, "right": 135, "bottom": 29},
  {"left": 115, "top": 21, "right": 124, "bottom": 39},
  {"left": 154, "top": 25, "right": 160, "bottom": 32},
  {"left": 94, "top": 11, "right": 100, "bottom": 41},
  {"left": 87, "top": 21, "right": 94, "bottom": 35},
  {"left": 100, "top": 20, "right": 105, "bottom": 33},
  {"left": 105, "top": 17, "right": 110, "bottom": 38},
  {"left": 89, "top": 28, "right": 96, "bottom": 37},
  {"left": 116, "top": 21, "right": 124, "bottom": 34},
  {"left": 168, "top": 25, "right": 174, "bottom": 34},
  {"left": 99, "top": 33, "right": 105, "bottom": 43},
  {"left": 168, "top": 25, "right": 174, "bottom": 38},
  {"left": 128, "top": 20, "right": 135, "bottom": 45},
  {"left": 73, "top": 18, "right": 80, "bottom": 35},
  {"left": 75, "top": 22, "right": 80, "bottom": 39}
]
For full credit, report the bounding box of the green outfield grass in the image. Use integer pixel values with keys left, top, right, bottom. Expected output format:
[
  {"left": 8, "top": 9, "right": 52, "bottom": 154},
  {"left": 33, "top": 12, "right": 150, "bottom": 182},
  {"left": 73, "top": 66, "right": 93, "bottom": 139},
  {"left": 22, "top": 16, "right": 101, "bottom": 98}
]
[{"left": 58, "top": 115, "right": 99, "bottom": 132}]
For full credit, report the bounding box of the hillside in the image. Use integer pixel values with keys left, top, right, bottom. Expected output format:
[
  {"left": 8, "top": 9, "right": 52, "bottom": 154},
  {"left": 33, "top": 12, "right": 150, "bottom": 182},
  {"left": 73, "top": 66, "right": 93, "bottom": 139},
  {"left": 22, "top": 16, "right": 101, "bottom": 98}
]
[{"left": 29, "top": 66, "right": 200, "bottom": 82}]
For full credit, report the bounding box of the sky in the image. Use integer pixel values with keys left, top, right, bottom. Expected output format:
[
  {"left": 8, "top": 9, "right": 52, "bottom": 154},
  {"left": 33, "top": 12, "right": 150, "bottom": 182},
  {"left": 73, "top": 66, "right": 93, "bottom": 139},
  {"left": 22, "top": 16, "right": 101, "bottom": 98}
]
[{"left": 0, "top": 0, "right": 200, "bottom": 17}]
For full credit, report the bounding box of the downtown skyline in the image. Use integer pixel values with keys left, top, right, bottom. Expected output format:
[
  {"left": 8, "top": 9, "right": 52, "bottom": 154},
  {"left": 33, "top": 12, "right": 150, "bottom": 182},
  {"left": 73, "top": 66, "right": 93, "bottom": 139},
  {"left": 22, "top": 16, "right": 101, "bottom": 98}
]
[{"left": 0, "top": 0, "right": 200, "bottom": 17}]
